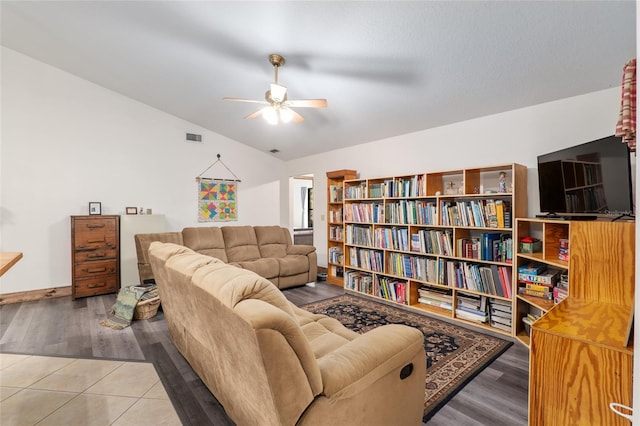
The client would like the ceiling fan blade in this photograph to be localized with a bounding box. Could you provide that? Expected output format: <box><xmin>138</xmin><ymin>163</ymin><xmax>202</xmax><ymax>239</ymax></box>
<box><xmin>244</xmin><ymin>107</ymin><xmax>267</xmax><ymax>120</ymax></box>
<box><xmin>224</xmin><ymin>97</ymin><xmax>268</xmax><ymax>104</ymax></box>
<box><xmin>286</xmin><ymin>99</ymin><xmax>328</xmax><ymax>108</ymax></box>
<box><xmin>290</xmin><ymin>109</ymin><xmax>305</xmax><ymax>123</ymax></box>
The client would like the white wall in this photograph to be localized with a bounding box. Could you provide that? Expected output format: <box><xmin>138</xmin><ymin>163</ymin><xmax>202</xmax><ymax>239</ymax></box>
<box><xmin>284</xmin><ymin>88</ymin><xmax>622</xmax><ymax>267</ymax></box>
<box><xmin>0</xmin><ymin>47</ymin><xmax>285</xmax><ymax>293</ymax></box>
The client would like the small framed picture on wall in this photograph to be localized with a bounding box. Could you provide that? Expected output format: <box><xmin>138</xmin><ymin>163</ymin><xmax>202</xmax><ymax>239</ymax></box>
<box><xmin>126</xmin><ymin>207</ymin><xmax>138</xmax><ymax>215</ymax></box>
<box><xmin>89</xmin><ymin>202</ymin><xmax>102</xmax><ymax>215</ymax></box>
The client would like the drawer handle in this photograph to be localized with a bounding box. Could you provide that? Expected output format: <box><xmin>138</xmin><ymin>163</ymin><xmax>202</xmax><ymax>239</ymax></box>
<box><xmin>88</xmin><ymin>282</ymin><xmax>106</xmax><ymax>288</ymax></box>
<box><xmin>87</xmin><ymin>238</ymin><xmax>105</xmax><ymax>243</ymax></box>
<box><xmin>87</xmin><ymin>224</ymin><xmax>106</xmax><ymax>229</ymax></box>
<box><xmin>86</xmin><ymin>267</ymin><xmax>107</xmax><ymax>273</ymax></box>
<box><xmin>87</xmin><ymin>253</ymin><xmax>105</xmax><ymax>258</ymax></box>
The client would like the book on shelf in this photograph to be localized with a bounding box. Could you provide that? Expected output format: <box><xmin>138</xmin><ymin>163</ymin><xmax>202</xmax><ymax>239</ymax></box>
<box><xmin>495</xmin><ymin>200</ymin><xmax>505</xmax><ymax>228</ymax></box>
<box><xmin>523</xmin><ymin>282</ymin><xmax>553</xmax><ymax>292</ymax></box>
<box><xmin>518</xmin><ymin>286</ymin><xmax>553</xmax><ymax>300</ymax></box>
<box><xmin>553</xmin><ymin>286</ymin><xmax>568</xmax><ymax>303</ymax></box>
<box><xmin>457</xmin><ymin>293</ymin><xmax>487</xmax><ymax>311</ymax></box>
<box><xmin>481</xmin><ymin>232</ymin><xmax>502</xmax><ymax>261</ymax></box>
<box><xmin>418</xmin><ymin>297</ymin><xmax>453</xmax><ymax>310</ymax></box>
<box><xmin>455</xmin><ymin>308</ymin><xmax>488</xmax><ymax>323</ymax></box>
<box><xmin>369</xmin><ymin>183</ymin><xmax>384</xmax><ymax>198</ymax></box>
<box><xmin>558</xmin><ymin>238</ymin><xmax>569</xmax><ymax>261</ymax></box>
<box><xmin>484</xmin><ymin>199</ymin><xmax>499</xmax><ymax>228</ymax></box>
<box><xmin>518</xmin><ymin>263</ymin><xmax>547</xmax><ymax>275</ymax></box>
<box><xmin>518</xmin><ymin>269</ymin><xmax>560</xmax><ymax>285</ymax></box>
<box><xmin>410</xmin><ymin>234</ymin><xmax>421</xmax><ymax>252</ymax></box>
<box><xmin>490</xmin><ymin>320</ymin><xmax>512</xmax><ymax>332</ymax></box>
<box><xmin>503</xmin><ymin>200</ymin><xmax>512</xmax><ymax>228</ymax></box>
<box><xmin>418</xmin><ymin>286</ymin><xmax>452</xmax><ymax>302</ymax></box>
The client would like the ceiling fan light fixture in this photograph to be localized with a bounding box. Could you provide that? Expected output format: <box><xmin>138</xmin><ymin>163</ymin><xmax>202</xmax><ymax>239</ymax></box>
<box><xmin>270</xmin><ymin>83</ymin><xmax>287</xmax><ymax>103</ymax></box>
<box><xmin>225</xmin><ymin>53</ymin><xmax>326</xmax><ymax>124</ymax></box>
<box><xmin>263</xmin><ymin>106</ymin><xmax>279</xmax><ymax>125</ymax></box>
<box><xmin>279</xmin><ymin>107</ymin><xmax>293</xmax><ymax>123</ymax></box>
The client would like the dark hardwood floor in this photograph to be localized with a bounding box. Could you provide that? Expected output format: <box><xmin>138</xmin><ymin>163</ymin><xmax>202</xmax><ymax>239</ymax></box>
<box><xmin>0</xmin><ymin>282</ymin><xmax>529</xmax><ymax>425</ymax></box>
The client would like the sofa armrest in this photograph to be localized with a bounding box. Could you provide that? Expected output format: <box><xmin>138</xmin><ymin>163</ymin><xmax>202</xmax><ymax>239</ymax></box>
<box><xmin>287</xmin><ymin>245</ymin><xmax>316</xmax><ymax>256</ymax></box>
<box><xmin>317</xmin><ymin>324</ymin><xmax>425</xmax><ymax>398</ymax></box>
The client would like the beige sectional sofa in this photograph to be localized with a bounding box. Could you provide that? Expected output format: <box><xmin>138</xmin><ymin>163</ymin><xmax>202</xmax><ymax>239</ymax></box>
<box><xmin>135</xmin><ymin>225</ymin><xmax>317</xmax><ymax>289</ymax></box>
<box><xmin>148</xmin><ymin>242</ymin><xmax>426</xmax><ymax>426</ymax></box>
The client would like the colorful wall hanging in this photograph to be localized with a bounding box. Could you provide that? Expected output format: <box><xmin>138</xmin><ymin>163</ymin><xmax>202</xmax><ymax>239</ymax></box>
<box><xmin>196</xmin><ymin>154</ymin><xmax>241</xmax><ymax>222</ymax></box>
<box><xmin>198</xmin><ymin>179</ymin><xmax>238</xmax><ymax>222</ymax></box>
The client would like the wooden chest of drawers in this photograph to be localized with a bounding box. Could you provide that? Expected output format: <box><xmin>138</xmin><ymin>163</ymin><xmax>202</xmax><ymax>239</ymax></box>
<box><xmin>71</xmin><ymin>215</ymin><xmax>120</xmax><ymax>299</ymax></box>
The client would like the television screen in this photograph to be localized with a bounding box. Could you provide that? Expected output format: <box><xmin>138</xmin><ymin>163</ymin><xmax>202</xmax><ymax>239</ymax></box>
<box><xmin>537</xmin><ymin>135</ymin><xmax>633</xmax><ymax>217</ymax></box>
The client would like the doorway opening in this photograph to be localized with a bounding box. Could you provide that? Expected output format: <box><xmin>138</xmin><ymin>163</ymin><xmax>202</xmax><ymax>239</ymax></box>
<box><xmin>291</xmin><ymin>174</ymin><xmax>314</xmax><ymax>245</ymax></box>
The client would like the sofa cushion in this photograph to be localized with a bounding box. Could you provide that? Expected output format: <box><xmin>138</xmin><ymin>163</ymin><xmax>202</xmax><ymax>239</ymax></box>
<box><xmin>182</xmin><ymin>227</ymin><xmax>228</xmax><ymax>263</ymax></box>
<box><xmin>234</xmin><ymin>258</ymin><xmax>279</xmax><ymax>280</ymax></box>
<box><xmin>255</xmin><ymin>225</ymin><xmax>290</xmax><ymax>258</ymax></box>
<box><xmin>277</xmin><ymin>255</ymin><xmax>309</xmax><ymax>276</ymax></box>
<box><xmin>192</xmin><ymin>260</ymin><xmax>295</xmax><ymax>317</ymax></box>
<box><xmin>222</xmin><ymin>226</ymin><xmax>261</xmax><ymax>262</ymax></box>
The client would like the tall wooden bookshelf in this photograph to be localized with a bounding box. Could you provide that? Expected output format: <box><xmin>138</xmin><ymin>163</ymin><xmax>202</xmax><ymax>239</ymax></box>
<box><xmin>522</xmin><ymin>220</ymin><xmax>635</xmax><ymax>425</ymax></box>
<box><xmin>326</xmin><ymin>170</ymin><xmax>358</xmax><ymax>286</ymax></box>
<box><xmin>340</xmin><ymin>163</ymin><xmax>527</xmax><ymax>336</ymax></box>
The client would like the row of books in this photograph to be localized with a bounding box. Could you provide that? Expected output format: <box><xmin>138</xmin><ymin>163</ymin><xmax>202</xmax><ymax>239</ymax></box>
<box><xmin>489</xmin><ymin>298</ymin><xmax>512</xmax><ymax>332</ymax></box>
<box><xmin>365</xmin><ymin>175</ymin><xmax>428</xmax><ymax>199</ymax></box>
<box><xmin>455</xmin><ymin>293</ymin><xmax>488</xmax><ymax>323</ymax></box>
<box><xmin>411</xmin><ymin>229</ymin><xmax>454</xmax><ymax>256</ymax></box>
<box><xmin>328</xmin><ymin>247</ymin><xmax>343</xmax><ymax>264</ymax></box>
<box><xmin>443</xmin><ymin>260</ymin><xmax>512</xmax><ymax>297</ymax></box>
<box><xmin>384</xmin><ymin>200</ymin><xmax>437</xmax><ymax>225</ymax></box>
<box><xmin>379</xmin><ymin>254</ymin><xmax>511</xmax><ymax>298</ymax></box>
<box><xmin>390</xmin><ymin>176</ymin><xmax>427</xmax><ymax>198</ymax></box>
<box><xmin>517</xmin><ymin>263</ymin><xmax>564</xmax><ymax>301</ymax></box>
<box><xmin>344</xmin><ymin>270</ymin><xmax>407</xmax><ymax>304</ymax></box>
<box><xmin>344</xmin><ymin>202</ymin><xmax>385</xmax><ymax>223</ymax></box>
<box><xmin>346</xmin><ymin>224</ymin><xmax>374</xmax><ymax>246</ymax></box>
<box><xmin>377</xmin><ymin>276</ymin><xmax>407</xmax><ymax>304</ymax></box>
<box><xmin>387</xmin><ymin>252</ymin><xmax>424</xmax><ymax>279</ymax></box>
<box><xmin>329</xmin><ymin>185</ymin><xmax>344</xmax><ymax>203</ymax></box>
<box><xmin>344</xmin><ymin>270</ymin><xmax>374</xmax><ymax>294</ymax></box>
<box><xmin>410</xmin><ymin>284</ymin><xmax>515</xmax><ymax>332</ymax></box>
<box><xmin>417</xmin><ymin>286</ymin><xmax>452</xmax><ymax>310</ymax></box>
<box><xmin>348</xmin><ymin>247</ymin><xmax>384</xmax><ymax>272</ymax></box>
<box><xmin>374</xmin><ymin>227</ymin><xmax>409</xmax><ymax>251</ymax></box>
<box><xmin>329</xmin><ymin>225</ymin><xmax>344</xmax><ymax>242</ymax></box>
<box><xmin>456</xmin><ymin>233</ymin><xmax>513</xmax><ymax>263</ymax></box>
<box><xmin>441</xmin><ymin>199</ymin><xmax>511</xmax><ymax>228</ymax></box>
<box><xmin>328</xmin><ymin>208</ymin><xmax>343</xmax><ymax>223</ymax></box>
<box><xmin>345</xmin><ymin>182</ymin><xmax>367</xmax><ymax>200</ymax></box>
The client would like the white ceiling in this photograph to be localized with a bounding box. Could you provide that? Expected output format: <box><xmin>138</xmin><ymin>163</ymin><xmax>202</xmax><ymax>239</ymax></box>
<box><xmin>1</xmin><ymin>1</ymin><xmax>636</xmax><ymax>161</ymax></box>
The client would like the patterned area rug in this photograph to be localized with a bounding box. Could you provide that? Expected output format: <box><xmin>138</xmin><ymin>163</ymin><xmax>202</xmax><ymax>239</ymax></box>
<box><xmin>301</xmin><ymin>294</ymin><xmax>512</xmax><ymax>422</ymax></box>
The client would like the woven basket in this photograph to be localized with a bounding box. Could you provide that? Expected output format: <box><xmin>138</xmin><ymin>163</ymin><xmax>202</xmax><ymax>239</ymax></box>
<box><xmin>134</xmin><ymin>296</ymin><xmax>161</xmax><ymax>320</ymax></box>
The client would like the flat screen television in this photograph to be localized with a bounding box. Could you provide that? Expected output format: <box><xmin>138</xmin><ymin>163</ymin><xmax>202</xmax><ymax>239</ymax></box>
<box><xmin>537</xmin><ymin>135</ymin><xmax>634</xmax><ymax>218</ymax></box>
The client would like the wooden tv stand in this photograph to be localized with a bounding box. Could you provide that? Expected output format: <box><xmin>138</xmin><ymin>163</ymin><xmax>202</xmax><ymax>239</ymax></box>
<box><xmin>528</xmin><ymin>220</ymin><xmax>634</xmax><ymax>425</ymax></box>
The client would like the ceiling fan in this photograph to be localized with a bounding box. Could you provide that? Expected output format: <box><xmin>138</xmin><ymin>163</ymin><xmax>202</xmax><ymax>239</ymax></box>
<box><xmin>223</xmin><ymin>54</ymin><xmax>327</xmax><ymax>125</ymax></box>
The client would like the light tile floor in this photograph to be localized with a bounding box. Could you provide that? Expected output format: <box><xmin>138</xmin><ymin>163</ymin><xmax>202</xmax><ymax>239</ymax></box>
<box><xmin>0</xmin><ymin>353</ymin><xmax>182</xmax><ymax>426</ymax></box>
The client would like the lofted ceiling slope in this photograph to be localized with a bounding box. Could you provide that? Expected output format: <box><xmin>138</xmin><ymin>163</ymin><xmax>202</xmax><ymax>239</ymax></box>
<box><xmin>1</xmin><ymin>1</ymin><xmax>636</xmax><ymax>160</ymax></box>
